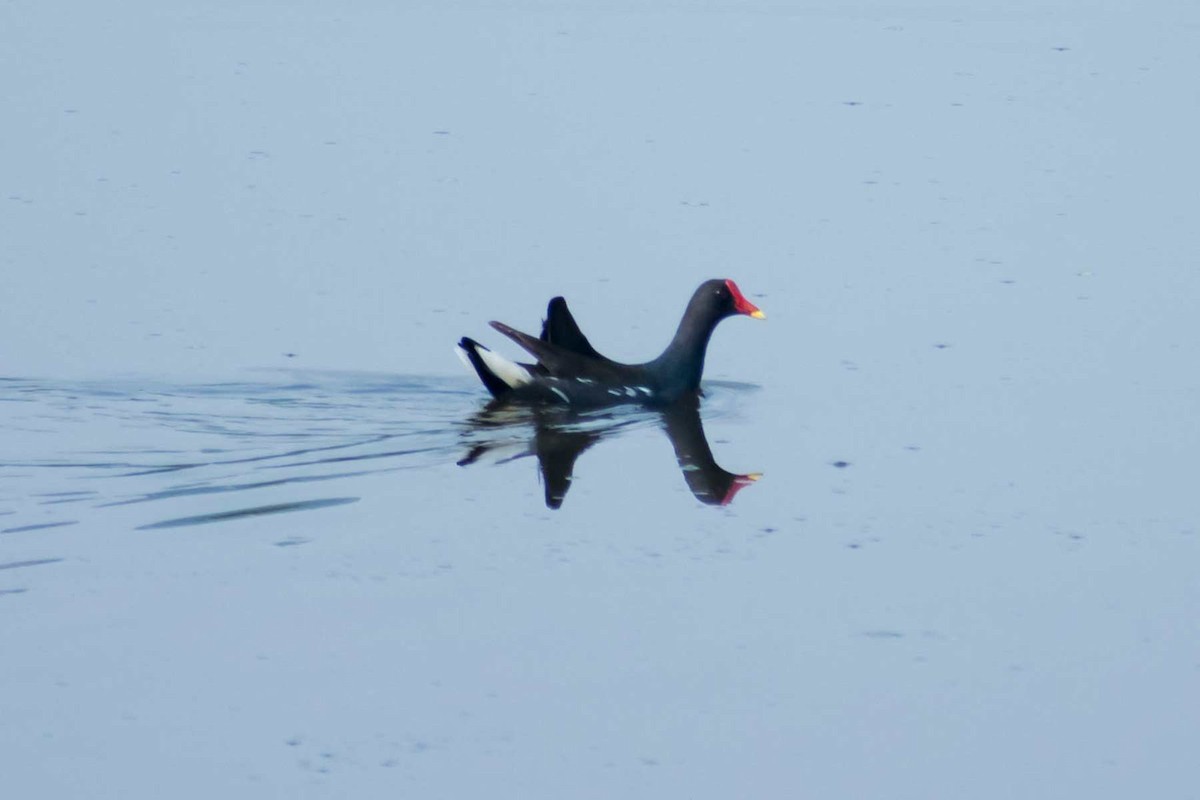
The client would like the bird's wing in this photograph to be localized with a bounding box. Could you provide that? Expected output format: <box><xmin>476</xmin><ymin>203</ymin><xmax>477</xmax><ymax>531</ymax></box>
<box><xmin>490</xmin><ymin>320</ymin><xmax>629</xmax><ymax>382</ymax></box>
<box><xmin>539</xmin><ymin>297</ymin><xmax>605</xmax><ymax>360</ymax></box>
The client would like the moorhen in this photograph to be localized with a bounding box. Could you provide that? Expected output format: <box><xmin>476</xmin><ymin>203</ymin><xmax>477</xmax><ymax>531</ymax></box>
<box><xmin>456</xmin><ymin>279</ymin><xmax>765</xmax><ymax>405</ymax></box>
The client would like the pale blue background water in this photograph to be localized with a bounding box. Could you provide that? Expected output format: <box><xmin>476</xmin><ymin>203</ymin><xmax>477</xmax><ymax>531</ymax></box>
<box><xmin>3</xmin><ymin>1</ymin><xmax>1198</xmax><ymax>797</ymax></box>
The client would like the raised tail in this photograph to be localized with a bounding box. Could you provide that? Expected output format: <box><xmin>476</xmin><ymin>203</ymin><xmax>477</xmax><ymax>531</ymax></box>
<box><xmin>455</xmin><ymin>337</ymin><xmax>534</xmax><ymax>398</ymax></box>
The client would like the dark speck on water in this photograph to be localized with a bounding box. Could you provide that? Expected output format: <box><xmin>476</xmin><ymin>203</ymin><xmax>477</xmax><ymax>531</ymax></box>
<box><xmin>274</xmin><ymin>537</ymin><xmax>311</xmax><ymax>547</ymax></box>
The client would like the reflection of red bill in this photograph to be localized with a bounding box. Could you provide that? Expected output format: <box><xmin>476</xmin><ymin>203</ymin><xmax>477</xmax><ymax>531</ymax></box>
<box><xmin>722</xmin><ymin>472</ymin><xmax>763</xmax><ymax>505</ymax></box>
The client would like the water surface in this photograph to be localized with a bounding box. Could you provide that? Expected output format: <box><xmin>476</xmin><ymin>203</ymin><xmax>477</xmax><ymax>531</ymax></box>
<box><xmin>3</xmin><ymin>0</ymin><xmax>1199</xmax><ymax>797</ymax></box>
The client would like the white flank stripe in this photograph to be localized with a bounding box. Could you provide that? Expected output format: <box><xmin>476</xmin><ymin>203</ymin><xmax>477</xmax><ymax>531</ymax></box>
<box><xmin>477</xmin><ymin>346</ymin><xmax>533</xmax><ymax>388</ymax></box>
<box><xmin>549</xmin><ymin>387</ymin><xmax>570</xmax><ymax>403</ymax></box>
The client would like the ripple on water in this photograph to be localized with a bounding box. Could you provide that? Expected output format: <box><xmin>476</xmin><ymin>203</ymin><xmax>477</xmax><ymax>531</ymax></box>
<box><xmin>0</xmin><ymin>371</ymin><xmax>760</xmax><ymax>537</ymax></box>
<box><xmin>136</xmin><ymin>497</ymin><xmax>361</xmax><ymax>530</ymax></box>
<box><xmin>0</xmin><ymin>372</ymin><xmax>478</xmax><ymax>536</ymax></box>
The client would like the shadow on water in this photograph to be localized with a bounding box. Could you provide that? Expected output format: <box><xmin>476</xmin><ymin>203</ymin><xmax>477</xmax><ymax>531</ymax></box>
<box><xmin>457</xmin><ymin>392</ymin><xmax>761</xmax><ymax>509</ymax></box>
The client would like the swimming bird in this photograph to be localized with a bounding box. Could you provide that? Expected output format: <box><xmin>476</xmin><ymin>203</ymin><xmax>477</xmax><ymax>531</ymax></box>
<box><xmin>456</xmin><ymin>279</ymin><xmax>765</xmax><ymax>406</ymax></box>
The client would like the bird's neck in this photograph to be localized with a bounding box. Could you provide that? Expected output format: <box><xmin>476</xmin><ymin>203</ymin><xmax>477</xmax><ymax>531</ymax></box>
<box><xmin>654</xmin><ymin>312</ymin><xmax>718</xmax><ymax>394</ymax></box>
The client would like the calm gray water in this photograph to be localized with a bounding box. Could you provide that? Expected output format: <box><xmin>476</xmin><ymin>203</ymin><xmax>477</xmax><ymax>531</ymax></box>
<box><xmin>3</xmin><ymin>0</ymin><xmax>1199</xmax><ymax>797</ymax></box>
<box><xmin>3</xmin><ymin>366</ymin><xmax>1196</xmax><ymax>798</ymax></box>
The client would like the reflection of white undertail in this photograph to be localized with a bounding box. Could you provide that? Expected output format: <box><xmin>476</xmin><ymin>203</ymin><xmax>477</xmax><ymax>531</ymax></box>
<box><xmin>455</xmin><ymin>342</ymin><xmax>533</xmax><ymax>389</ymax></box>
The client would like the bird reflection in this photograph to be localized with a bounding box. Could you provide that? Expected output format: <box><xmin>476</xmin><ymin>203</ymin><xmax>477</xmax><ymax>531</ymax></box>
<box><xmin>457</xmin><ymin>396</ymin><xmax>760</xmax><ymax>509</ymax></box>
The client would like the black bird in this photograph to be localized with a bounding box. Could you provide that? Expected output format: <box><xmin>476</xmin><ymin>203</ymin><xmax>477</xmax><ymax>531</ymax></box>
<box><xmin>456</xmin><ymin>279</ymin><xmax>765</xmax><ymax>406</ymax></box>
